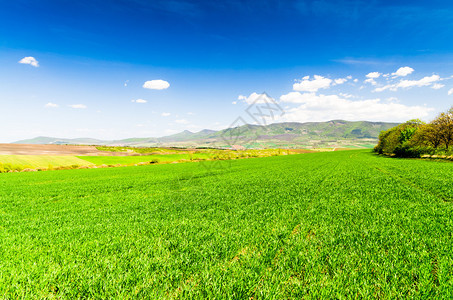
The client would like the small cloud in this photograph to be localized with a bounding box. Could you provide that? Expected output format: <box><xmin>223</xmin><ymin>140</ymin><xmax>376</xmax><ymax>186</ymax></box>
<box><xmin>353</xmin><ymin>79</ymin><xmax>359</xmax><ymax>83</ymax></box>
<box><xmin>431</xmin><ymin>83</ymin><xmax>445</xmax><ymax>90</ymax></box>
<box><xmin>293</xmin><ymin>75</ymin><xmax>332</xmax><ymax>92</ymax></box>
<box><xmin>449</xmin><ymin>88</ymin><xmax>453</xmax><ymax>96</ymax></box>
<box><xmin>334</xmin><ymin>78</ymin><xmax>347</xmax><ymax>85</ymax></box>
<box><xmin>18</xmin><ymin>56</ymin><xmax>39</xmax><ymax>67</ymax></box>
<box><xmin>175</xmin><ymin>119</ymin><xmax>189</xmax><ymax>124</ymax></box>
<box><xmin>124</xmin><ymin>80</ymin><xmax>129</xmax><ymax>87</ymax></box>
<box><xmin>44</xmin><ymin>102</ymin><xmax>58</xmax><ymax>108</ymax></box>
<box><xmin>339</xmin><ymin>93</ymin><xmax>354</xmax><ymax>99</ymax></box>
<box><xmin>69</xmin><ymin>104</ymin><xmax>87</xmax><ymax>109</ymax></box>
<box><xmin>161</xmin><ymin>112</ymin><xmax>171</xmax><ymax>117</ymax></box>
<box><xmin>364</xmin><ymin>78</ymin><xmax>377</xmax><ymax>86</ymax></box>
<box><xmin>366</xmin><ymin>72</ymin><xmax>381</xmax><ymax>79</ymax></box>
<box><xmin>387</xmin><ymin>97</ymin><xmax>398</xmax><ymax>102</ymax></box>
<box><xmin>238</xmin><ymin>92</ymin><xmax>275</xmax><ymax>104</ymax></box>
<box><xmin>131</xmin><ymin>99</ymin><xmax>147</xmax><ymax>103</ymax></box>
<box><xmin>232</xmin><ymin>101</ymin><xmax>237</xmax><ymax>105</ymax></box>
<box><xmin>392</xmin><ymin>66</ymin><xmax>414</xmax><ymax>77</ymax></box>
<box><xmin>143</xmin><ymin>79</ymin><xmax>170</xmax><ymax>90</ymax></box>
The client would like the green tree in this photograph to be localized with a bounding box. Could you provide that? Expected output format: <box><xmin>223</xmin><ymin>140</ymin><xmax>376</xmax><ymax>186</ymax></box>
<box><xmin>433</xmin><ymin>106</ymin><xmax>453</xmax><ymax>149</ymax></box>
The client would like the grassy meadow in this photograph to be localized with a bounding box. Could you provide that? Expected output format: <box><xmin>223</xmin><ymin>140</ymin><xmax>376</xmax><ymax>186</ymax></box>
<box><xmin>1</xmin><ymin>150</ymin><xmax>453</xmax><ymax>298</ymax></box>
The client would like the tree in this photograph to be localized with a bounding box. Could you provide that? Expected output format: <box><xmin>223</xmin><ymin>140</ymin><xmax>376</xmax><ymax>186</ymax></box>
<box><xmin>411</xmin><ymin>123</ymin><xmax>442</xmax><ymax>148</ymax></box>
<box><xmin>433</xmin><ymin>106</ymin><xmax>453</xmax><ymax>149</ymax></box>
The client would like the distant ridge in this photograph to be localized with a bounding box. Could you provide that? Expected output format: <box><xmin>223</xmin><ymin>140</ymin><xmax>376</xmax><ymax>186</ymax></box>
<box><xmin>13</xmin><ymin>120</ymin><xmax>399</xmax><ymax>149</ymax></box>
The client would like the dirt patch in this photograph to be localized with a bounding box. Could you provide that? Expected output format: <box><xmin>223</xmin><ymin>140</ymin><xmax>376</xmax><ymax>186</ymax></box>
<box><xmin>0</xmin><ymin>144</ymin><xmax>140</xmax><ymax>156</ymax></box>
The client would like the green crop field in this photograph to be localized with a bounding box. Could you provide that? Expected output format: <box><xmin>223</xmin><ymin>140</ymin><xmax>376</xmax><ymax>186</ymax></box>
<box><xmin>1</xmin><ymin>150</ymin><xmax>452</xmax><ymax>298</ymax></box>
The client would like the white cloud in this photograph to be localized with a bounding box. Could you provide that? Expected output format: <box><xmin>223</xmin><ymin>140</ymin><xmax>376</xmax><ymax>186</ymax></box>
<box><xmin>364</xmin><ymin>78</ymin><xmax>377</xmax><ymax>86</ymax></box>
<box><xmin>334</xmin><ymin>78</ymin><xmax>347</xmax><ymax>85</ymax></box>
<box><xmin>353</xmin><ymin>78</ymin><xmax>359</xmax><ymax>83</ymax></box>
<box><xmin>449</xmin><ymin>88</ymin><xmax>453</xmax><ymax>96</ymax></box>
<box><xmin>18</xmin><ymin>56</ymin><xmax>39</xmax><ymax>67</ymax></box>
<box><xmin>69</xmin><ymin>104</ymin><xmax>87</xmax><ymax>109</ymax></box>
<box><xmin>392</xmin><ymin>66</ymin><xmax>414</xmax><ymax>77</ymax></box>
<box><xmin>397</xmin><ymin>74</ymin><xmax>440</xmax><ymax>88</ymax></box>
<box><xmin>175</xmin><ymin>119</ymin><xmax>189</xmax><ymax>124</ymax></box>
<box><xmin>161</xmin><ymin>112</ymin><xmax>171</xmax><ymax>117</ymax></box>
<box><xmin>124</xmin><ymin>80</ymin><xmax>129</xmax><ymax>87</ymax></box>
<box><xmin>293</xmin><ymin>75</ymin><xmax>332</xmax><ymax>92</ymax></box>
<box><xmin>143</xmin><ymin>79</ymin><xmax>170</xmax><ymax>90</ymax></box>
<box><xmin>279</xmin><ymin>92</ymin><xmax>433</xmax><ymax>122</ymax></box>
<box><xmin>387</xmin><ymin>97</ymin><xmax>398</xmax><ymax>102</ymax></box>
<box><xmin>238</xmin><ymin>92</ymin><xmax>275</xmax><ymax>104</ymax></box>
<box><xmin>366</xmin><ymin>72</ymin><xmax>381</xmax><ymax>79</ymax></box>
<box><xmin>431</xmin><ymin>83</ymin><xmax>445</xmax><ymax>90</ymax></box>
<box><xmin>132</xmin><ymin>99</ymin><xmax>147</xmax><ymax>103</ymax></box>
<box><xmin>374</xmin><ymin>75</ymin><xmax>441</xmax><ymax>92</ymax></box>
<box><xmin>44</xmin><ymin>102</ymin><xmax>58</xmax><ymax>108</ymax></box>
<box><xmin>232</xmin><ymin>101</ymin><xmax>237</xmax><ymax>105</ymax></box>
<box><xmin>339</xmin><ymin>93</ymin><xmax>354</xmax><ymax>99</ymax></box>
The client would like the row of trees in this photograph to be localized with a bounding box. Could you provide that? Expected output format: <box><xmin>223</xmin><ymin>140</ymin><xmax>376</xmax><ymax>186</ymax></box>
<box><xmin>374</xmin><ymin>106</ymin><xmax>453</xmax><ymax>157</ymax></box>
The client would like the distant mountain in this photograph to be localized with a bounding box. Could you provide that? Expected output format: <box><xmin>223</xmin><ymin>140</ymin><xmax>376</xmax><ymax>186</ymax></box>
<box><xmin>13</xmin><ymin>120</ymin><xmax>399</xmax><ymax>149</ymax></box>
<box><xmin>14</xmin><ymin>136</ymin><xmax>107</xmax><ymax>145</ymax></box>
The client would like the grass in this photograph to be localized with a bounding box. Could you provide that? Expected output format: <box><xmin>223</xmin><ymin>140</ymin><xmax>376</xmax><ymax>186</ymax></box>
<box><xmin>0</xmin><ymin>155</ymin><xmax>92</xmax><ymax>171</ymax></box>
<box><xmin>1</xmin><ymin>150</ymin><xmax>453</xmax><ymax>298</ymax></box>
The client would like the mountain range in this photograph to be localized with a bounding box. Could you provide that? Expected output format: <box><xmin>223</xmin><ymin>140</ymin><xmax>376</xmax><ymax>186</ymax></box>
<box><xmin>14</xmin><ymin>120</ymin><xmax>398</xmax><ymax>149</ymax></box>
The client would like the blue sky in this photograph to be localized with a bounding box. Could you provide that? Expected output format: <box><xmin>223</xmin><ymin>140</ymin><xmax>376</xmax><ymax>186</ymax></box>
<box><xmin>1</xmin><ymin>0</ymin><xmax>453</xmax><ymax>142</ymax></box>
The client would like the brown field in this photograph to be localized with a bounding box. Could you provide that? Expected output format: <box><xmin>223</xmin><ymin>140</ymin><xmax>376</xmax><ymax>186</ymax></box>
<box><xmin>0</xmin><ymin>144</ymin><xmax>138</xmax><ymax>156</ymax></box>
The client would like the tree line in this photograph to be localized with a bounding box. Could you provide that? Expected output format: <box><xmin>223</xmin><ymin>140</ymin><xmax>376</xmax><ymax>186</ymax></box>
<box><xmin>374</xmin><ymin>106</ymin><xmax>453</xmax><ymax>157</ymax></box>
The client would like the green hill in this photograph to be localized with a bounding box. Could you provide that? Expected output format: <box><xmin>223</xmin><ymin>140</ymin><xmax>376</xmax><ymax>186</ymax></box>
<box><xmin>13</xmin><ymin>120</ymin><xmax>399</xmax><ymax>149</ymax></box>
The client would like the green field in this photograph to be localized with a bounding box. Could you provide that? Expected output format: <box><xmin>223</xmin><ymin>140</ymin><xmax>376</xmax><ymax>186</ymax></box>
<box><xmin>0</xmin><ymin>155</ymin><xmax>93</xmax><ymax>171</ymax></box>
<box><xmin>1</xmin><ymin>150</ymin><xmax>453</xmax><ymax>298</ymax></box>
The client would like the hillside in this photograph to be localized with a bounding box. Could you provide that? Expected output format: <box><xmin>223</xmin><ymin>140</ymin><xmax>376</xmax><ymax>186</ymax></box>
<box><xmin>14</xmin><ymin>120</ymin><xmax>399</xmax><ymax>149</ymax></box>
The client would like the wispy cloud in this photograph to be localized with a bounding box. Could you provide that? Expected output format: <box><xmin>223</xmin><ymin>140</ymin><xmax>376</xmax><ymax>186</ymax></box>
<box><xmin>431</xmin><ymin>83</ymin><xmax>445</xmax><ymax>90</ymax></box>
<box><xmin>131</xmin><ymin>99</ymin><xmax>147</xmax><ymax>103</ymax></box>
<box><xmin>69</xmin><ymin>104</ymin><xmax>87</xmax><ymax>109</ymax></box>
<box><xmin>44</xmin><ymin>102</ymin><xmax>58</xmax><ymax>108</ymax></box>
<box><xmin>374</xmin><ymin>75</ymin><xmax>440</xmax><ymax>92</ymax></box>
